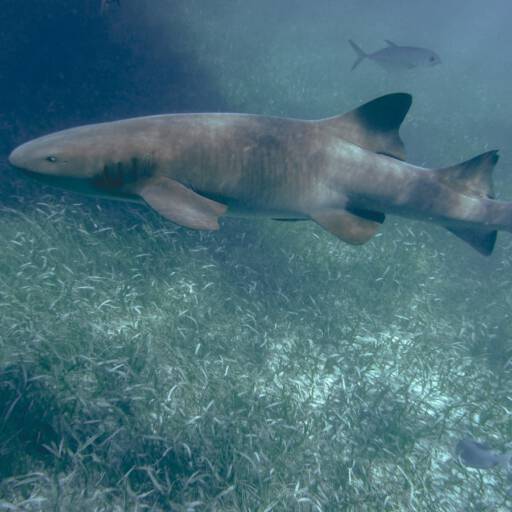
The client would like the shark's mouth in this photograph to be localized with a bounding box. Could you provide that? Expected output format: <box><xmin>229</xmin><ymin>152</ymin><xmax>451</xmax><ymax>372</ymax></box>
<box><xmin>15</xmin><ymin>168</ymin><xmax>141</xmax><ymax>203</ymax></box>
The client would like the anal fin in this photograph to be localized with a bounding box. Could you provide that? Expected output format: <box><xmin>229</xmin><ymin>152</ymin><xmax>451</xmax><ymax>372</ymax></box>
<box><xmin>311</xmin><ymin>208</ymin><xmax>384</xmax><ymax>245</ymax></box>
<box><xmin>137</xmin><ymin>176</ymin><xmax>227</xmax><ymax>230</ymax></box>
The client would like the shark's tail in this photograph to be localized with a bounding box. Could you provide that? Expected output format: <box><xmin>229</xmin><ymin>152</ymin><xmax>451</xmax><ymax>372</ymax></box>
<box><xmin>436</xmin><ymin>150</ymin><xmax>501</xmax><ymax>255</ymax></box>
<box><xmin>348</xmin><ymin>40</ymin><xmax>367</xmax><ymax>71</ymax></box>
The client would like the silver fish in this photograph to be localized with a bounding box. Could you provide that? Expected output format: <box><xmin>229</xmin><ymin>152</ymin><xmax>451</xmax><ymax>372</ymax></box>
<box><xmin>456</xmin><ymin>438</ymin><xmax>511</xmax><ymax>469</ymax></box>
<box><xmin>349</xmin><ymin>40</ymin><xmax>441</xmax><ymax>71</ymax></box>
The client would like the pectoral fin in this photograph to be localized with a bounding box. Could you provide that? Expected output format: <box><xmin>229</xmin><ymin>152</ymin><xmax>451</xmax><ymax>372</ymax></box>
<box><xmin>311</xmin><ymin>208</ymin><xmax>384</xmax><ymax>245</ymax></box>
<box><xmin>137</xmin><ymin>176</ymin><xmax>227</xmax><ymax>230</ymax></box>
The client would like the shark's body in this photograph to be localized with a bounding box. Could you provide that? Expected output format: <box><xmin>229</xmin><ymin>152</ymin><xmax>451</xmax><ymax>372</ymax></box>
<box><xmin>8</xmin><ymin>93</ymin><xmax>512</xmax><ymax>255</ymax></box>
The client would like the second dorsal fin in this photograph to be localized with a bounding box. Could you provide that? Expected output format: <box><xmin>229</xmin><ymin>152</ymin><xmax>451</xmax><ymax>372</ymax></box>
<box><xmin>436</xmin><ymin>150</ymin><xmax>499</xmax><ymax>199</ymax></box>
<box><xmin>318</xmin><ymin>93</ymin><xmax>412</xmax><ymax>160</ymax></box>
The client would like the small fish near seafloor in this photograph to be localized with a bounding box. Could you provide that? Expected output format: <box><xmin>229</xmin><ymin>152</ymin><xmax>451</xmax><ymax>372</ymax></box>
<box><xmin>349</xmin><ymin>40</ymin><xmax>441</xmax><ymax>71</ymax></box>
<box><xmin>456</xmin><ymin>438</ymin><xmax>512</xmax><ymax>469</ymax></box>
<box><xmin>8</xmin><ymin>93</ymin><xmax>512</xmax><ymax>256</ymax></box>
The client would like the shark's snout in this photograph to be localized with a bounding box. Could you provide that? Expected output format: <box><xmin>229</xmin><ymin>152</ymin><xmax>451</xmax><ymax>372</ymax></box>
<box><xmin>8</xmin><ymin>140</ymin><xmax>48</xmax><ymax>173</ymax></box>
<box><xmin>8</xmin><ymin>137</ymin><xmax>73</xmax><ymax>176</ymax></box>
<box><xmin>8</xmin><ymin>130</ymin><xmax>104</xmax><ymax>178</ymax></box>
<box><xmin>8</xmin><ymin>145</ymin><xmax>26</xmax><ymax>169</ymax></box>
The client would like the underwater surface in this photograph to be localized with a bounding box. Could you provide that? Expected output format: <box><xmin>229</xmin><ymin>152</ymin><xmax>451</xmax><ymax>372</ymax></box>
<box><xmin>1</xmin><ymin>0</ymin><xmax>512</xmax><ymax>510</ymax></box>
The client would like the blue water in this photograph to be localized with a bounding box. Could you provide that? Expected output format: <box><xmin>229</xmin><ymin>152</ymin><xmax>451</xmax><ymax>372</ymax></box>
<box><xmin>1</xmin><ymin>1</ymin><xmax>511</xmax><ymax>510</ymax></box>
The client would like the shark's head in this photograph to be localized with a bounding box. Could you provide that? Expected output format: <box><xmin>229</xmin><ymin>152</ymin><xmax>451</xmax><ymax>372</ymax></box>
<box><xmin>9</xmin><ymin>122</ymin><xmax>154</xmax><ymax>200</ymax></box>
<box><xmin>9</xmin><ymin>125</ymin><xmax>110</xmax><ymax>178</ymax></box>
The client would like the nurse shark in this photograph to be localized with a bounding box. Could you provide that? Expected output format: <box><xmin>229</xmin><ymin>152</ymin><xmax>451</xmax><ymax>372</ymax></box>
<box><xmin>8</xmin><ymin>93</ymin><xmax>512</xmax><ymax>255</ymax></box>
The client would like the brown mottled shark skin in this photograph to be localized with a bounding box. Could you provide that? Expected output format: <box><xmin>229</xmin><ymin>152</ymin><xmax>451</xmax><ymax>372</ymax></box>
<box><xmin>8</xmin><ymin>93</ymin><xmax>512</xmax><ymax>255</ymax></box>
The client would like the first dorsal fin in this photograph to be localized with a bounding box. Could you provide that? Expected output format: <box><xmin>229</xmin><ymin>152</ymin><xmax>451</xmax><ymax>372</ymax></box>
<box><xmin>437</xmin><ymin>150</ymin><xmax>499</xmax><ymax>199</ymax></box>
<box><xmin>385</xmin><ymin>40</ymin><xmax>398</xmax><ymax>47</ymax></box>
<box><xmin>318</xmin><ymin>93</ymin><xmax>412</xmax><ymax>160</ymax></box>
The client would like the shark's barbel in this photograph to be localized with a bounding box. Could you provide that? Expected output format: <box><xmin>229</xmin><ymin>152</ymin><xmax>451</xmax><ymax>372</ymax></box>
<box><xmin>8</xmin><ymin>93</ymin><xmax>512</xmax><ymax>255</ymax></box>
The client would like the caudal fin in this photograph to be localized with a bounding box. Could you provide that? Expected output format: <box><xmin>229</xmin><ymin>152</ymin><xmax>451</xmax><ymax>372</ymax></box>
<box><xmin>437</xmin><ymin>151</ymin><xmax>500</xmax><ymax>255</ymax></box>
<box><xmin>348</xmin><ymin>40</ymin><xmax>367</xmax><ymax>70</ymax></box>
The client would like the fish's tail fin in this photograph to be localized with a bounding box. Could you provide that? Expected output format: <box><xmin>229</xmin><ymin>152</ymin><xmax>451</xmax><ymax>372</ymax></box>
<box><xmin>348</xmin><ymin>40</ymin><xmax>367</xmax><ymax>71</ymax></box>
<box><xmin>436</xmin><ymin>150</ymin><xmax>500</xmax><ymax>256</ymax></box>
<box><xmin>503</xmin><ymin>451</ymin><xmax>512</xmax><ymax>468</ymax></box>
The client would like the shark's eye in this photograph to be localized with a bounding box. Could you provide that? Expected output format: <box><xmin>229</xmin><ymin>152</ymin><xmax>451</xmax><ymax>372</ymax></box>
<box><xmin>46</xmin><ymin>155</ymin><xmax>58</xmax><ymax>163</ymax></box>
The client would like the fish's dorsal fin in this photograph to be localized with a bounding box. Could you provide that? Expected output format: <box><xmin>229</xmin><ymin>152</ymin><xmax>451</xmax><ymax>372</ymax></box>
<box><xmin>385</xmin><ymin>39</ymin><xmax>398</xmax><ymax>47</ymax></box>
<box><xmin>319</xmin><ymin>93</ymin><xmax>412</xmax><ymax>160</ymax></box>
<box><xmin>437</xmin><ymin>150</ymin><xmax>499</xmax><ymax>199</ymax></box>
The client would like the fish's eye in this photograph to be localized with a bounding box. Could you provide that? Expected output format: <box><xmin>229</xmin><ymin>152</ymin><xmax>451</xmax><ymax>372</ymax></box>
<box><xmin>46</xmin><ymin>155</ymin><xmax>58</xmax><ymax>163</ymax></box>
<box><xmin>429</xmin><ymin>56</ymin><xmax>435</xmax><ymax>62</ymax></box>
